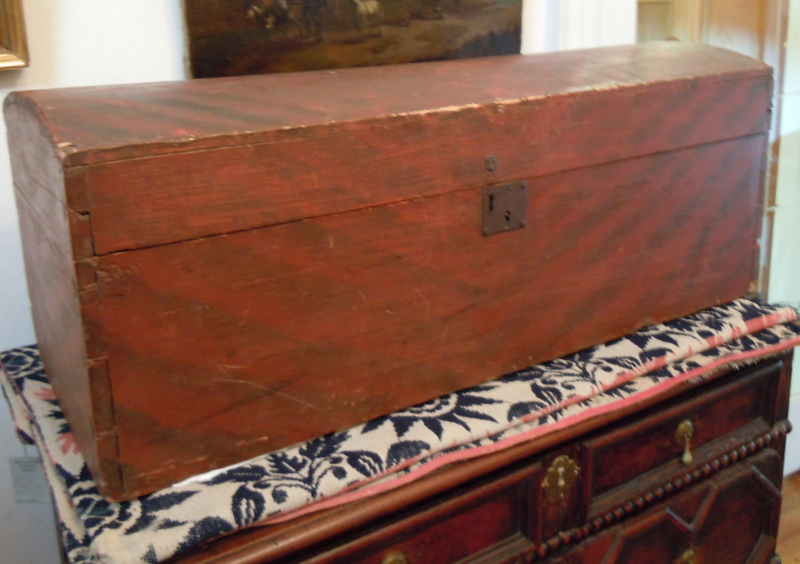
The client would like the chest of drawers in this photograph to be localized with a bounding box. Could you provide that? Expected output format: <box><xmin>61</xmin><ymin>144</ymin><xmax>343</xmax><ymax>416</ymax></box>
<box><xmin>170</xmin><ymin>352</ymin><xmax>793</xmax><ymax>564</ymax></box>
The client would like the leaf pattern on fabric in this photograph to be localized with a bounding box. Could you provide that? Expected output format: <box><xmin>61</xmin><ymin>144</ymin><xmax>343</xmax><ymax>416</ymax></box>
<box><xmin>271</xmin><ymin>487</ymin><xmax>289</xmax><ymax>504</ymax></box>
<box><xmin>299</xmin><ymin>432</ymin><xmax>350</xmax><ymax>460</ymax></box>
<box><xmin>232</xmin><ymin>486</ymin><xmax>266</xmax><ymax>527</ymax></box>
<box><xmin>342</xmin><ymin>450</ymin><xmax>384</xmax><ymax>477</ymax></box>
<box><xmin>268</xmin><ymin>452</ymin><xmax>308</xmax><ymax>475</ymax></box>
<box><xmin>176</xmin><ymin>517</ymin><xmax>235</xmax><ymax>553</ymax></box>
<box><xmin>157</xmin><ymin>519</ymin><xmax>187</xmax><ymax>531</ymax></box>
<box><xmin>0</xmin><ymin>299</ymin><xmax>797</xmax><ymax>564</ymax></box>
<box><xmin>143</xmin><ymin>491</ymin><xmax>198</xmax><ymax>512</ymax></box>
<box><xmin>376</xmin><ymin>393</ymin><xmax>502</xmax><ymax>440</ymax></box>
<box><xmin>208</xmin><ymin>465</ymin><xmax>268</xmax><ymax>486</ymax></box>
<box><xmin>507</xmin><ymin>401</ymin><xmax>548</xmax><ymax>420</ymax></box>
<box><xmin>123</xmin><ymin>491</ymin><xmax>199</xmax><ymax>536</ymax></box>
<box><xmin>143</xmin><ymin>545</ymin><xmax>159</xmax><ymax>564</ymax></box>
<box><xmin>386</xmin><ymin>440</ymin><xmax>431</xmax><ymax>466</ymax></box>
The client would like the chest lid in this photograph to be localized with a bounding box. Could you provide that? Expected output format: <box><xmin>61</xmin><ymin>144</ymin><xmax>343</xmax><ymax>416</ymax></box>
<box><xmin>5</xmin><ymin>41</ymin><xmax>771</xmax><ymax>255</ymax></box>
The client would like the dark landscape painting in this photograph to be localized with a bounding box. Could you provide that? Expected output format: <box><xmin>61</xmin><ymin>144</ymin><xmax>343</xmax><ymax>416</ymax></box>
<box><xmin>184</xmin><ymin>0</ymin><xmax>522</xmax><ymax>77</ymax></box>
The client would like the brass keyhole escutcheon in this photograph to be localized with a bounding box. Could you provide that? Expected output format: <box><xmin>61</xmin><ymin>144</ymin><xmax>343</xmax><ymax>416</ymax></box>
<box><xmin>675</xmin><ymin>420</ymin><xmax>694</xmax><ymax>465</ymax></box>
<box><xmin>382</xmin><ymin>552</ymin><xmax>408</xmax><ymax>564</ymax></box>
<box><xmin>542</xmin><ymin>454</ymin><xmax>580</xmax><ymax>503</ymax></box>
<box><xmin>677</xmin><ymin>548</ymin><xmax>698</xmax><ymax>564</ymax></box>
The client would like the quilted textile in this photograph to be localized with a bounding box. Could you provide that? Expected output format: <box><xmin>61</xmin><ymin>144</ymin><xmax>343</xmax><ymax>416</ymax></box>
<box><xmin>1</xmin><ymin>298</ymin><xmax>799</xmax><ymax>563</ymax></box>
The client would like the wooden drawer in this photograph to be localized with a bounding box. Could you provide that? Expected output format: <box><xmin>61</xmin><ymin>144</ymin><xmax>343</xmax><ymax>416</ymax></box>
<box><xmin>550</xmin><ymin>448</ymin><xmax>784</xmax><ymax>564</ymax></box>
<box><xmin>168</xmin><ymin>354</ymin><xmax>793</xmax><ymax>564</ymax></box>
<box><xmin>582</xmin><ymin>359</ymin><xmax>781</xmax><ymax>518</ymax></box>
<box><xmin>306</xmin><ymin>464</ymin><xmax>541</xmax><ymax>564</ymax></box>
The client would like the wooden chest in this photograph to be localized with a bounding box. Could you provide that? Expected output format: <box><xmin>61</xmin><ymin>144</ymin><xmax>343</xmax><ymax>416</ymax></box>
<box><xmin>5</xmin><ymin>42</ymin><xmax>772</xmax><ymax>501</ymax></box>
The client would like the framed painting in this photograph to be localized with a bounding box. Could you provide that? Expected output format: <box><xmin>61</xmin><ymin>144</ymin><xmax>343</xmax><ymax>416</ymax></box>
<box><xmin>184</xmin><ymin>0</ymin><xmax>522</xmax><ymax>77</ymax></box>
<box><xmin>0</xmin><ymin>0</ymin><xmax>28</xmax><ymax>70</ymax></box>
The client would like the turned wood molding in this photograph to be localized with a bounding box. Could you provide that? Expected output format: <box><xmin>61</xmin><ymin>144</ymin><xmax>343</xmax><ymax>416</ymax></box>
<box><xmin>513</xmin><ymin>421</ymin><xmax>792</xmax><ymax>562</ymax></box>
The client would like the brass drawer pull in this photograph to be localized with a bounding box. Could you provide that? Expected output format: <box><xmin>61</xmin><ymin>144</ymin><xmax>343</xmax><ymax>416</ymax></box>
<box><xmin>675</xmin><ymin>420</ymin><xmax>694</xmax><ymax>465</ymax></box>
<box><xmin>678</xmin><ymin>548</ymin><xmax>698</xmax><ymax>564</ymax></box>
<box><xmin>382</xmin><ymin>552</ymin><xmax>408</xmax><ymax>564</ymax></box>
<box><xmin>542</xmin><ymin>454</ymin><xmax>580</xmax><ymax>502</ymax></box>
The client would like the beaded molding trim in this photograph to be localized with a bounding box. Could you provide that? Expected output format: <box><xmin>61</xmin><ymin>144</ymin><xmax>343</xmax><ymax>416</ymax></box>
<box><xmin>517</xmin><ymin>421</ymin><xmax>792</xmax><ymax>562</ymax></box>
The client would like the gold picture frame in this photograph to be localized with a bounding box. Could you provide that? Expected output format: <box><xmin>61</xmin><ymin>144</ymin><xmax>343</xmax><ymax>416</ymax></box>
<box><xmin>0</xmin><ymin>0</ymin><xmax>28</xmax><ymax>70</ymax></box>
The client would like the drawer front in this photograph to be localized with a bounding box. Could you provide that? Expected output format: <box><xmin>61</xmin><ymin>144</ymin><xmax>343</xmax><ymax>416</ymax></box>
<box><xmin>308</xmin><ymin>464</ymin><xmax>540</xmax><ymax>564</ymax></box>
<box><xmin>549</xmin><ymin>449</ymin><xmax>783</xmax><ymax>564</ymax></box>
<box><xmin>584</xmin><ymin>359</ymin><xmax>781</xmax><ymax>512</ymax></box>
<box><xmin>163</xmin><ymin>356</ymin><xmax>791</xmax><ymax>564</ymax></box>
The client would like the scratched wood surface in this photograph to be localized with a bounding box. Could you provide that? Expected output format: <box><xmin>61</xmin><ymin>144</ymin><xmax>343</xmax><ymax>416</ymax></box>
<box><xmin>12</xmin><ymin>42</ymin><xmax>772</xmax><ymax>254</ymax></box>
<box><xmin>6</xmin><ymin>97</ymin><xmax>122</xmax><ymax>495</ymax></box>
<box><xmin>5</xmin><ymin>42</ymin><xmax>773</xmax><ymax>500</ymax></box>
<box><xmin>98</xmin><ymin>135</ymin><xmax>766</xmax><ymax>494</ymax></box>
<box><xmin>14</xmin><ymin>42</ymin><xmax>769</xmax><ymax>166</ymax></box>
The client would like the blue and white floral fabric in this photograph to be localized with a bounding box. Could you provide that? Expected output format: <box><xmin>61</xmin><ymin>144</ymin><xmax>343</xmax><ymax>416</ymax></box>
<box><xmin>1</xmin><ymin>299</ymin><xmax>799</xmax><ymax>563</ymax></box>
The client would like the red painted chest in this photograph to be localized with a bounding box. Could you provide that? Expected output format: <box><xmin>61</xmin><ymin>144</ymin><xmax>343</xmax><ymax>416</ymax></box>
<box><xmin>5</xmin><ymin>42</ymin><xmax>772</xmax><ymax>500</ymax></box>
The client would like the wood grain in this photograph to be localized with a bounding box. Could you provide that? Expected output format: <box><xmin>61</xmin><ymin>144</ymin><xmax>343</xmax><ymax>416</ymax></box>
<box><xmin>586</xmin><ymin>359</ymin><xmax>777</xmax><ymax>504</ymax></box>
<box><xmin>642</xmin><ymin>0</ymin><xmax>790</xmax><ymax>296</ymax></box>
<box><xmin>559</xmin><ymin>451</ymin><xmax>783</xmax><ymax>564</ymax></box>
<box><xmin>5</xmin><ymin>96</ymin><xmax>122</xmax><ymax>496</ymax></box>
<box><xmin>4</xmin><ymin>42</ymin><xmax>774</xmax><ymax>499</ymax></box>
<box><xmin>89</xmin><ymin>134</ymin><xmax>766</xmax><ymax>496</ymax></box>
<box><xmin>778</xmin><ymin>472</ymin><xmax>800</xmax><ymax>563</ymax></box>
<box><xmin>5</xmin><ymin>43</ymin><xmax>772</xmax><ymax>254</ymax></box>
<box><xmin>79</xmin><ymin>71</ymin><xmax>770</xmax><ymax>254</ymax></box>
<box><xmin>7</xmin><ymin>42</ymin><xmax>768</xmax><ymax>165</ymax></box>
<box><xmin>306</xmin><ymin>464</ymin><xmax>539</xmax><ymax>564</ymax></box>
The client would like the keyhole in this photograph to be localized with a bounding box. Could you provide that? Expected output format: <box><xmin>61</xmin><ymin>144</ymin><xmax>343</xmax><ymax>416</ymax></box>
<box><xmin>482</xmin><ymin>181</ymin><xmax>528</xmax><ymax>236</ymax></box>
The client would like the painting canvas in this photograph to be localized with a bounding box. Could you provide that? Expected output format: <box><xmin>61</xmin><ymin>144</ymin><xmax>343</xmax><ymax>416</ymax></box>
<box><xmin>184</xmin><ymin>0</ymin><xmax>522</xmax><ymax>77</ymax></box>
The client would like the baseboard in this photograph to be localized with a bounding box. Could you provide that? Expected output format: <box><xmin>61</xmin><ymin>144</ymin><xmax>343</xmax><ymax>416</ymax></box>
<box><xmin>786</xmin><ymin>394</ymin><xmax>800</xmax><ymax>476</ymax></box>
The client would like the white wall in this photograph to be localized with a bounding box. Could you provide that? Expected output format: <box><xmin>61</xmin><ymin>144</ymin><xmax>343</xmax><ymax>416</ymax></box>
<box><xmin>0</xmin><ymin>2</ymin><xmax>184</xmax><ymax>562</ymax></box>
<box><xmin>0</xmin><ymin>2</ymin><xmax>186</xmax><ymax>346</ymax></box>
<box><xmin>522</xmin><ymin>0</ymin><xmax>637</xmax><ymax>53</ymax></box>
<box><xmin>771</xmin><ymin>0</ymin><xmax>800</xmax><ymax>393</ymax></box>
<box><xmin>771</xmin><ymin>0</ymin><xmax>800</xmax><ymax>475</ymax></box>
<box><xmin>0</xmin><ymin>1</ymin><xmax>631</xmax><ymax>561</ymax></box>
